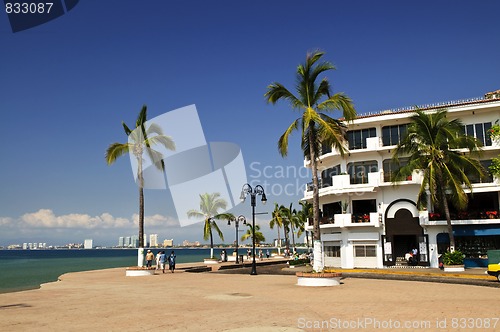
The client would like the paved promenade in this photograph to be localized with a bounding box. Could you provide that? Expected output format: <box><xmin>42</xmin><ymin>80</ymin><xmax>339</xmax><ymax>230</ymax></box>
<box><xmin>1</xmin><ymin>261</ymin><xmax>499</xmax><ymax>331</ymax></box>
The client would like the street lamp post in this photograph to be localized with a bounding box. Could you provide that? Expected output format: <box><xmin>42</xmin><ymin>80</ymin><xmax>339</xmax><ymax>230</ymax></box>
<box><xmin>240</xmin><ymin>183</ymin><xmax>267</xmax><ymax>275</ymax></box>
<box><xmin>228</xmin><ymin>215</ymin><xmax>246</xmax><ymax>264</ymax></box>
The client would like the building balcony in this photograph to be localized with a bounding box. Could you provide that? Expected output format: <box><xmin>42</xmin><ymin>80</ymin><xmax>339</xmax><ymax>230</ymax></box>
<box><xmin>304</xmin><ymin>172</ymin><xmax>382</xmax><ymax>199</ymax></box>
<box><xmin>419</xmin><ymin>210</ymin><xmax>500</xmax><ymax>226</ymax></box>
<box><xmin>308</xmin><ymin>212</ymin><xmax>381</xmax><ymax>228</ymax></box>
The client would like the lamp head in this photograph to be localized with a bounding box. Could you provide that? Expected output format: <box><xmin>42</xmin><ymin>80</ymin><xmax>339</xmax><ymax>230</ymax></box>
<box><xmin>239</xmin><ymin>190</ymin><xmax>246</xmax><ymax>202</ymax></box>
<box><xmin>261</xmin><ymin>192</ymin><xmax>267</xmax><ymax>205</ymax></box>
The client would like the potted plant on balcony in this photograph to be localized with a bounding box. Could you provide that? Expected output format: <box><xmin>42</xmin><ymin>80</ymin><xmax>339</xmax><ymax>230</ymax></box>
<box><xmin>489</xmin><ymin>157</ymin><xmax>500</xmax><ymax>183</ymax></box>
<box><xmin>486</xmin><ymin>211</ymin><xmax>499</xmax><ymax>219</ymax></box>
<box><xmin>488</xmin><ymin>121</ymin><xmax>500</xmax><ymax>145</ymax></box>
<box><xmin>442</xmin><ymin>250</ymin><xmax>465</xmax><ymax>272</ymax></box>
<box><xmin>341</xmin><ymin>201</ymin><xmax>349</xmax><ymax>214</ymax></box>
<box><xmin>429</xmin><ymin>212</ymin><xmax>441</xmax><ymax>221</ymax></box>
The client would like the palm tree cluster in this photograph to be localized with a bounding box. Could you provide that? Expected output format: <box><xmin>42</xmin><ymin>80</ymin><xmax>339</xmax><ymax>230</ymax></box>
<box><xmin>269</xmin><ymin>202</ymin><xmax>311</xmax><ymax>255</ymax></box>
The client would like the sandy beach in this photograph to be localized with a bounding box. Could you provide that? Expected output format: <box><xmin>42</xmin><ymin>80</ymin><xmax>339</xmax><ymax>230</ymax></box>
<box><xmin>1</xmin><ymin>265</ymin><xmax>499</xmax><ymax>332</ymax></box>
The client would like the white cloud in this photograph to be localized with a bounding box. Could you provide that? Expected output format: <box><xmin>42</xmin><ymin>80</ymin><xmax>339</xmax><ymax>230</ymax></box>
<box><xmin>0</xmin><ymin>217</ymin><xmax>14</xmax><ymax>226</ymax></box>
<box><xmin>18</xmin><ymin>209</ymin><xmax>132</xmax><ymax>229</ymax></box>
<box><xmin>131</xmin><ymin>213</ymin><xmax>180</xmax><ymax>227</ymax></box>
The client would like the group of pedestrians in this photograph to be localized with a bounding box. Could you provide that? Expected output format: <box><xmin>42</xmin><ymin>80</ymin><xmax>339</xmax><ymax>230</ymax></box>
<box><xmin>145</xmin><ymin>249</ymin><xmax>176</xmax><ymax>273</ymax></box>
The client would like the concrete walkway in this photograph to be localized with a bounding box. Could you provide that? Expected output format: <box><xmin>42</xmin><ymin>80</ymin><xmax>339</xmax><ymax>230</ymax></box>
<box><xmin>1</xmin><ymin>260</ymin><xmax>499</xmax><ymax>331</ymax></box>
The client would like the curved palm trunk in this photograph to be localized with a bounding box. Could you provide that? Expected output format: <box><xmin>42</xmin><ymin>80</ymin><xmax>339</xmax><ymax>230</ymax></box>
<box><xmin>209</xmin><ymin>226</ymin><xmax>214</xmax><ymax>259</ymax></box>
<box><xmin>291</xmin><ymin>223</ymin><xmax>296</xmax><ymax>253</ymax></box>
<box><xmin>441</xmin><ymin>188</ymin><xmax>456</xmax><ymax>251</ymax></box>
<box><xmin>137</xmin><ymin>156</ymin><xmax>145</xmax><ymax>267</ymax></box>
<box><xmin>284</xmin><ymin>225</ymin><xmax>290</xmax><ymax>253</ymax></box>
<box><xmin>309</xmin><ymin>128</ymin><xmax>324</xmax><ymax>271</ymax></box>
<box><xmin>277</xmin><ymin>227</ymin><xmax>281</xmax><ymax>255</ymax></box>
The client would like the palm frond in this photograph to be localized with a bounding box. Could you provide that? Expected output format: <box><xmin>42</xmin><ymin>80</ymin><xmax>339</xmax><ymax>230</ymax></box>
<box><xmin>265</xmin><ymin>83</ymin><xmax>303</xmax><ymax>109</ymax></box>
<box><xmin>278</xmin><ymin>118</ymin><xmax>300</xmax><ymax>157</ymax></box>
<box><xmin>136</xmin><ymin>105</ymin><xmax>148</xmax><ymax>127</ymax></box>
<box><xmin>317</xmin><ymin>93</ymin><xmax>357</xmax><ymax>121</ymax></box>
<box><xmin>105</xmin><ymin>143</ymin><xmax>131</xmax><ymax>165</ymax></box>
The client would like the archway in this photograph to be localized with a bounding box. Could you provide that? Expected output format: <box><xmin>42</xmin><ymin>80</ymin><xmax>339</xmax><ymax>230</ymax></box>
<box><xmin>382</xmin><ymin>199</ymin><xmax>429</xmax><ymax>266</ymax></box>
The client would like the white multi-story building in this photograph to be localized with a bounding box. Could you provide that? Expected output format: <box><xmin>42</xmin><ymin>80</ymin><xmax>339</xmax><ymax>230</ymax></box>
<box><xmin>304</xmin><ymin>91</ymin><xmax>500</xmax><ymax>269</ymax></box>
<box><xmin>84</xmin><ymin>239</ymin><xmax>93</xmax><ymax>249</ymax></box>
<box><xmin>149</xmin><ymin>234</ymin><xmax>158</xmax><ymax>247</ymax></box>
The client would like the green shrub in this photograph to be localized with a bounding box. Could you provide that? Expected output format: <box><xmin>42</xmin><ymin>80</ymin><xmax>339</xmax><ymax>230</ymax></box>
<box><xmin>442</xmin><ymin>250</ymin><xmax>464</xmax><ymax>265</ymax></box>
<box><xmin>289</xmin><ymin>258</ymin><xmax>309</xmax><ymax>266</ymax></box>
<box><xmin>489</xmin><ymin>158</ymin><xmax>500</xmax><ymax>177</ymax></box>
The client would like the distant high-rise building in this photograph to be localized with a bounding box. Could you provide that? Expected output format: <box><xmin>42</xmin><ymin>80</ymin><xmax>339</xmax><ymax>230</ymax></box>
<box><xmin>84</xmin><ymin>239</ymin><xmax>93</xmax><ymax>249</ymax></box>
<box><xmin>143</xmin><ymin>234</ymin><xmax>148</xmax><ymax>247</ymax></box>
<box><xmin>131</xmin><ymin>235</ymin><xmax>139</xmax><ymax>248</ymax></box>
<box><xmin>118</xmin><ymin>237</ymin><xmax>124</xmax><ymax>247</ymax></box>
<box><xmin>163</xmin><ymin>239</ymin><xmax>173</xmax><ymax>247</ymax></box>
<box><xmin>150</xmin><ymin>234</ymin><xmax>158</xmax><ymax>247</ymax></box>
<box><xmin>125</xmin><ymin>236</ymin><xmax>131</xmax><ymax>247</ymax></box>
<box><xmin>22</xmin><ymin>243</ymin><xmax>27</xmax><ymax>250</ymax></box>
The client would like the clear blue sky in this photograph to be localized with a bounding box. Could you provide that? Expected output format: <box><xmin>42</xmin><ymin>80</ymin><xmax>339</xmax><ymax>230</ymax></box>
<box><xmin>1</xmin><ymin>1</ymin><xmax>499</xmax><ymax>247</ymax></box>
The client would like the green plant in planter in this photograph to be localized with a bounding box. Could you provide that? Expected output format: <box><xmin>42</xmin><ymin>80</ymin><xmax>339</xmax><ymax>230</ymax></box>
<box><xmin>442</xmin><ymin>250</ymin><xmax>464</xmax><ymax>266</ymax></box>
<box><xmin>489</xmin><ymin>157</ymin><xmax>500</xmax><ymax>177</ymax></box>
<box><xmin>488</xmin><ymin>122</ymin><xmax>500</xmax><ymax>140</ymax></box>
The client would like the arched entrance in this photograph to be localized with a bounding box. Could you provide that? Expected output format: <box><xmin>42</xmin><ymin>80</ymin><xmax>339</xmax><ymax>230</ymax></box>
<box><xmin>382</xmin><ymin>199</ymin><xmax>429</xmax><ymax>266</ymax></box>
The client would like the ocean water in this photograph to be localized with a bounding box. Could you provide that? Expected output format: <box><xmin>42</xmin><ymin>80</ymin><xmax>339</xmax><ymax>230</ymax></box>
<box><xmin>0</xmin><ymin>248</ymin><xmax>237</xmax><ymax>294</ymax></box>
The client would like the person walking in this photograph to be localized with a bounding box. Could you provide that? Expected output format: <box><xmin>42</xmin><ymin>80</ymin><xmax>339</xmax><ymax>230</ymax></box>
<box><xmin>159</xmin><ymin>251</ymin><xmax>166</xmax><ymax>273</ymax></box>
<box><xmin>168</xmin><ymin>250</ymin><xmax>176</xmax><ymax>273</ymax></box>
<box><xmin>145</xmin><ymin>250</ymin><xmax>154</xmax><ymax>268</ymax></box>
<box><xmin>155</xmin><ymin>251</ymin><xmax>162</xmax><ymax>270</ymax></box>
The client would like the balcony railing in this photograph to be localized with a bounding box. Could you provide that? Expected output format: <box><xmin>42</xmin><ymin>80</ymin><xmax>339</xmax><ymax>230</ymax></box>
<box><xmin>428</xmin><ymin>210</ymin><xmax>500</xmax><ymax>221</ymax></box>
<box><xmin>307</xmin><ymin>213</ymin><xmax>380</xmax><ymax>228</ymax></box>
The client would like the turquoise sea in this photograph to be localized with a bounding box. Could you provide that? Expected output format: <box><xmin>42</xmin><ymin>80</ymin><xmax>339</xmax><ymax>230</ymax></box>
<box><xmin>0</xmin><ymin>248</ymin><xmax>241</xmax><ymax>294</ymax></box>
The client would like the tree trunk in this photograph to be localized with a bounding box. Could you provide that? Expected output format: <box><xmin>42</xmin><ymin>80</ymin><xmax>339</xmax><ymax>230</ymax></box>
<box><xmin>291</xmin><ymin>223</ymin><xmax>296</xmax><ymax>253</ymax></box>
<box><xmin>284</xmin><ymin>225</ymin><xmax>290</xmax><ymax>253</ymax></box>
<box><xmin>138</xmin><ymin>156</ymin><xmax>145</xmax><ymax>251</ymax></box>
<box><xmin>277</xmin><ymin>227</ymin><xmax>281</xmax><ymax>255</ymax></box>
<box><xmin>309</xmin><ymin>127</ymin><xmax>323</xmax><ymax>272</ymax></box>
<box><xmin>209</xmin><ymin>225</ymin><xmax>214</xmax><ymax>259</ymax></box>
<box><xmin>441</xmin><ymin>188</ymin><xmax>455</xmax><ymax>251</ymax></box>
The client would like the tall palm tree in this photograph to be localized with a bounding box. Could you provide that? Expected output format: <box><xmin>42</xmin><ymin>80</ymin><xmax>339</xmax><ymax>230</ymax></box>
<box><xmin>297</xmin><ymin>201</ymin><xmax>312</xmax><ymax>250</ymax></box>
<box><xmin>241</xmin><ymin>224</ymin><xmax>266</xmax><ymax>245</ymax></box>
<box><xmin>106</xmin><ymin>105</ymin><xmax>175</xmax><ymax>265</ymax></box>
<box><xmin>187</xmin><ymin>193</ymin><xmax>233</xmax><ymax>258</ymax></box>
<box><xmin>265</xmin><ymin>51</ymin><xmax>356</xmax><ymax>271</ymax></box>
<box><xmin>269</xmin><ymin>203</ymin><xmax>284</xmax><ymax>255</ymax></box>
<box><xmin>392</xmin><ymin>109</ymin><xmax>485</xmax><ymax>250</ymax></box>
<box><xmin>280</xmin><ymin>203</ymin><xmax>299</xmax><ymax>253</ymax></box>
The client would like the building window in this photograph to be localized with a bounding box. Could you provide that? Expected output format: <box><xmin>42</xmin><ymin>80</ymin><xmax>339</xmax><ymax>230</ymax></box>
<box><xmin>320</xmin><ymin>143</ymin><xmax>332</xmax><ymax>155</ymax></box>
<box><xmin>323</xmin><ymin>202</ymin><xmax>342</xmax><ymax>218</ymax></box>
<box><xmin>347</xmin><ymin>160</ymin><xmax>378</xmax><ymax>184</ymax></box>
<box><xmin>382</xmin><ymin>158</ymin><xmax>408</xmax><ymax>182</ymax></box>
<box><xmin>321</xmin><ymin>164</ymin><xmax>341</xmax><ymax>187</ymax></box>
<box><xmin>347</xmin><ymin>128</ymin><xmax>376</xmax><ymax>150</ymax></box>
<box><xmin>466</xmin><ymin>160</ymin><xmax>493</xmax><ymax>183</ymax></box>
<box><xmin>325</xmin><ymin>246</ymin><xmax>341</xmax><ymax>258</ymax></box>
<box><xmin>382</xmin><ymin>124</ymin><xmax>408</xmax><ymax>146</ymax></box>
<box><xmin>354</xmin><ymin>245</ymin><xmax>377</xmax><ymax>257</ymax></box>
<box><xmin>461</xmin><ymin>122</ymin><xmax>492</xmax><ymax>146</ymax></box>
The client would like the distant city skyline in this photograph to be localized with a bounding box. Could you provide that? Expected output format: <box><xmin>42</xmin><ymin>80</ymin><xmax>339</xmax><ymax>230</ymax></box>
<box><xmin>1</xmin><ymin>1</ymin><xmax>499</xmax><ymax>246</ymax></box>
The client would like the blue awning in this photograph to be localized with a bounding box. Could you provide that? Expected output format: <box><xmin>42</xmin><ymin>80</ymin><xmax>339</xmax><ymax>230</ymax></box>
<box><xmin>453</xmin><ymin>225</ymin><xmax>500</xmax><ymax>237</ymax></box>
